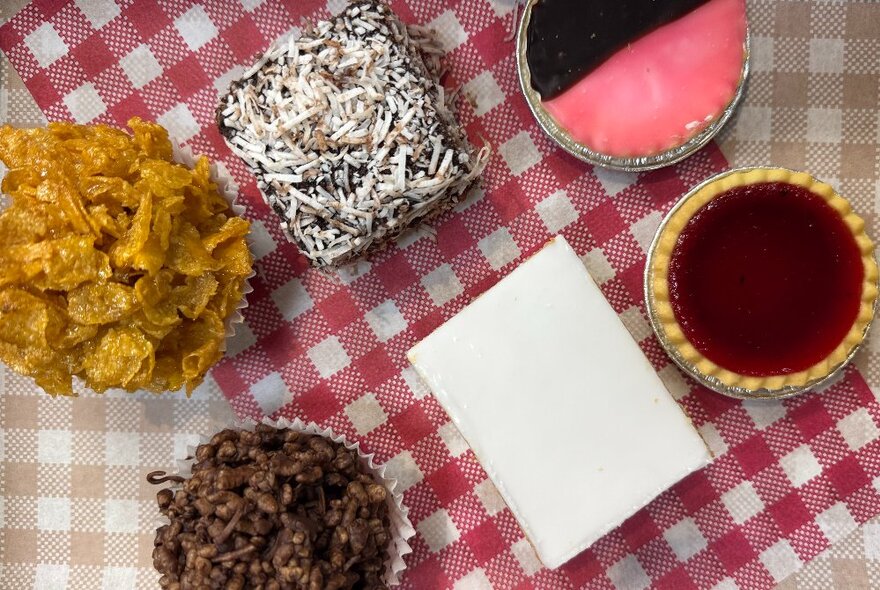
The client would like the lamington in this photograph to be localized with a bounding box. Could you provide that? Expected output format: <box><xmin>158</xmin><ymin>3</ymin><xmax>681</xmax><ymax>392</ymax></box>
<box><xmin>218</xmin><ymin>0</ymin><xmax>489</xmax><ymax>268</ymax></box>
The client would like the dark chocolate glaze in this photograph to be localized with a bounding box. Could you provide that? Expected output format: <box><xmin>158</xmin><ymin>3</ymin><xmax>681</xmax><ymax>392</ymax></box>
<box><xmin>526</xmin><ymin>0</ymin><xmax>713</xmax><ymax>99</ymax></box>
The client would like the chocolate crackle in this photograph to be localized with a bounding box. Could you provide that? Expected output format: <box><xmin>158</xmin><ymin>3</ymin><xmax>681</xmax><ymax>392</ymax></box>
<box><xmin>218</xmin><ymin>0</ymin><xmax>489</xmax><ymax>268</ymax></box>
<box><xmin>150</xmin><ymin>426</ymin><xmax>393</xmax><ymax>590</ymax></box>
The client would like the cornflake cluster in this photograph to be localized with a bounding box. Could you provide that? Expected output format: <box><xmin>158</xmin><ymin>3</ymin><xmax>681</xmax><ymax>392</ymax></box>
<box><xmin>218</xmin><ymin>0</ymin><xmax>488</xmax><ymax>268</ymax></box>
<box><xmin>0</xmin><ymin>119</ymin><xmax>251</xmax><ymax>396</ymax></box>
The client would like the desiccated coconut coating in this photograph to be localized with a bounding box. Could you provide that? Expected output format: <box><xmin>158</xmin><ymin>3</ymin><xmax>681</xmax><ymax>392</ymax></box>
<box><xmin>218</xmin><ymin>0</ymin><xmax>488</xmax><ymax>268</ymax></box>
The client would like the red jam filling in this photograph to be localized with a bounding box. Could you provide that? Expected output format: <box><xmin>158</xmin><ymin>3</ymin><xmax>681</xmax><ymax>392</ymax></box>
<box><xmin>667</xmin><ymin>182</ymin><xmax>864</xmax><ymax>376</ymax></box>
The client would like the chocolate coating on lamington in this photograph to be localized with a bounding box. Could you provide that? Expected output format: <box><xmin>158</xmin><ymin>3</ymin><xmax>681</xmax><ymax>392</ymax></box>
<box><xmin>526</xmin><ymin>0</ymin><xmax>712</xmax><ymax>99</ymax></box>
<box><xmin>218</xmin><ymin>0</ymin><xmax>488</xmax><ymax>268</ymax></box>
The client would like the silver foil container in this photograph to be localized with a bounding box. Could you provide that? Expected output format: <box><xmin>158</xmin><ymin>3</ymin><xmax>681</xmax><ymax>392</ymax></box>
<box><xmin>515</xmin><ymin>0</ymin><xmax>750</xmax><ymax>172</ymax></box>
<box><xmin>644</xmin><ymin>167</ymin><xmax>879</xmax><ymax>400</ymax></box>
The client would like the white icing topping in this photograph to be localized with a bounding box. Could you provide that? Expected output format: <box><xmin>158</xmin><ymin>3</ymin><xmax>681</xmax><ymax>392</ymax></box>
<box><xmin>408</xmin><ymin>236</ymin><xmax>711</xmax><ymax>568</ymax></box>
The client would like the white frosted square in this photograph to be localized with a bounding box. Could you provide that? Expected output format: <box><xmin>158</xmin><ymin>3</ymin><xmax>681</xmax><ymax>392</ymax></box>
<box><xmin>408</xmin><ymin>236</ymin><xmax>710</xmax><ymax>569</ymax></box>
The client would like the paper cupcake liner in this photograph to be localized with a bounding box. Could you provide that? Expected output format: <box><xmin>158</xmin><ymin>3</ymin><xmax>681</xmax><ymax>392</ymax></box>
<box><xmin>159</xmin><ymin>417</ymin><xmax>415</xmax><ymax>587</ymax></box>
<box><xmin>172</xmin><ymin>142</ymin><xmax>255</xmax><ymax>358</ymax></box>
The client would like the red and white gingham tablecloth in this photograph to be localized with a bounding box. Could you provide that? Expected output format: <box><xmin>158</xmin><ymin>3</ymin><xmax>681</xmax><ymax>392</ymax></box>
<box><xmin>3</xmin><ymin>1</ymin><xmax>880</xmax><ymax>588</ymax></box>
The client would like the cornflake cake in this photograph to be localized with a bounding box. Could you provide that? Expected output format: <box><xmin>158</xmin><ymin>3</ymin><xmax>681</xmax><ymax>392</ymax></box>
<box><xmin>218</xmin><ymin>0</ymin><xmax>489</xmax><ymax>268</ymax></box>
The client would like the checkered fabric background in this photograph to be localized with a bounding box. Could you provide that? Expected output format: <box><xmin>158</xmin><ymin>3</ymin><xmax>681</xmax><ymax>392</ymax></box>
<box><xmin>1</xmin><ymin>0</ymin><xmax>880</xmax><ymax>589</ymax></box>
<box><xmin>778</xmin><ymin>517</ymin><xmax>880</xmax><ymax>590</ymax></box>
<box><xmin>0</xmin><ymin>374</ymin><xmax>238</xmax><ymax>588</ymax></box>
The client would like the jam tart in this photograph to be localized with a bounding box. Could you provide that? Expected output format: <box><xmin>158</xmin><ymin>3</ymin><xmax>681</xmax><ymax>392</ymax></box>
<box><xmin>646</xmin><ymin>167</ymin><xmax>879</xmax><ymax>397</ymax></box>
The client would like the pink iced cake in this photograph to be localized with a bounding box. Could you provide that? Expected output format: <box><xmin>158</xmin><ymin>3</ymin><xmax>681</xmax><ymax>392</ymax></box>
<box><xmin>525</xmin><ymin>0</ymin><xmax>748</xmax><ymax>159</ymax></box>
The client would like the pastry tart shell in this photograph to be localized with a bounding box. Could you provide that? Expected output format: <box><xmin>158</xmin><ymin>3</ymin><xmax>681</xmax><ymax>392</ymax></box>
<box><xmin>645</xmin><ymin>167</ymin><xmax>879</xmax><ymax>399</ymax></box>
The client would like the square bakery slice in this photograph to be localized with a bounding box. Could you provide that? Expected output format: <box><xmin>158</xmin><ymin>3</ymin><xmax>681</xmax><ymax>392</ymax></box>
<box><xmin>408</xmin><ymin>236</ymin><xmax>711</xmax><ymax>569</ymax></box>
<box><xmin>218</xmin><ymin>0</ymin><xmax>489</xmax><ymax>268</ymax></box>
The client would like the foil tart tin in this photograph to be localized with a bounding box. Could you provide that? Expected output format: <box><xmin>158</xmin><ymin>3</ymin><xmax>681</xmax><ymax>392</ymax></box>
<box><xmin>644</xmin><ymin>167</ymin><xmax>879</xmax><ymax>400</ymax></box>
<box><xmin>515</xmin><ymin>0</ymin><xmax>751</xmax><ymax>172</ymax></box>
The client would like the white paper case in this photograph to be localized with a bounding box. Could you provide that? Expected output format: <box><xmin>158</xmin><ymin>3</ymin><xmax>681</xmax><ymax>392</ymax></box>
<box><xmin>172</xmin><ymin>142</ymin><xmax>255</xmax><ymax>359</ymax></box>
<box><xmin>165</xmin><ymin>417</ymin><xmax>415</xmax><ymax>586</ymax></box>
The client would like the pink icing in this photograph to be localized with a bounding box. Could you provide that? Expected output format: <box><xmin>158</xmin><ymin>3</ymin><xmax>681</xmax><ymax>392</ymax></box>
<box><xmin>541</xmin><ymin>0</ymin><xmax>747</xmax><ymax>159</ymax></box>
